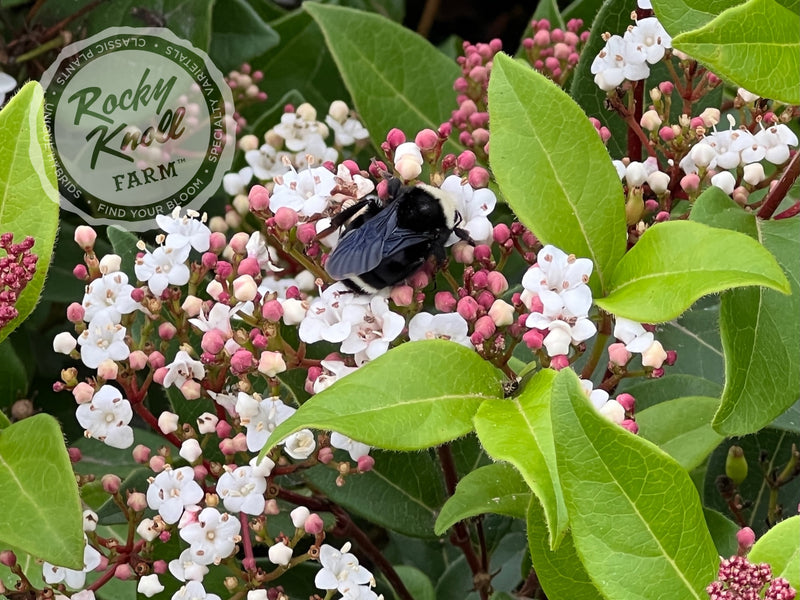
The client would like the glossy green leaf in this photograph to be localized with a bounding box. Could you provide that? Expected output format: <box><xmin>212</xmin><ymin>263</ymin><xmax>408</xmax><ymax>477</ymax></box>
<box><xmin>0</xmin><ymin>338</ymin><xmax>28</xmax><ymax>410</ymax></box>
<box><xmin>562</xmin><ymin>0</ymin><xmax>607</xmax><ymax>23</ymax></box>
<box><xmin>473</xmin><ymin>369</ymin><xmax>568</xmax><ymax>549</ymax></box>
<box><xmin>526</xmin><ymin>497</ymin><xmax>602</xmax><ymax>600</ymax></box>
<box><xmin>262</xmin><ymin>340</ymin><xmax>503</xmax><ymax>455</ymax></box>
<box><xmin>749</xmin><ymin>516</ymin><xmax>800</xmax><ymax>587</ymax></box>
<box><xmin>106</xmin><ymin>226</ymin><xmax>140</xmax><ymax>284</ymax></box>
<box><xmin>0</xmin><ymin>414</ymin><xmax>83</xmax><ymax>568</ymax></box>
<box><xmin>637</xmin><ymin>396</ymin><xmax>724</xmax><ymax>470</ymax></box>
<box><xmin>532</xmin><ymin>0</ymin><xmax>566</xmax><ymax>29</ymax></box>
<box><xmin>691</xmin><ymin>193</ymin><xmax>800</xmax><ymax>435</ymax></box>
<box><xmin>595</xmin><ymin>220</ymin><xmax>790</xmax><ymax>322</ymax></box>
<box><xmin>304</xmin><ymin>3</ymin><xmax>460</xmax><ymax>148</ymax></box>
<box><xmin>618</xmin><ymin>374</ymin><xmax>723</xmax><ymax>411</ymax></box>
<box><xmin>489</xmin><ymin>53</ymin><xmax>626</xmax><ymax>295</ymax></box>
<box><xmin>303</xmin><ymin>450</ymin><xmax>445</xmax><ymax>539</ymax></box>
<box><xmin>434</xmin><ymin>463</ymin><xmax>530</xmax><ymax>535</ymax></box>
<box><xmin>671</xmin><ymin>0</ymin><xmax>800</xmax><ymax>104</ymax></box>
<box><xmin>0</xmin><ymin>81</ymin><xmax>60</xmax><ymax>345</ymax></box>
<box><xmin>651</xmin><ymin>0</ymin><xmax>744</xmax><ymax>36</ymax></box>
<box><xmin>703</xmin><ymin>509</ymin><xmax>739</xmax><ymax>558</ymax></box>
<box><xmin>247</xmin><ymin>9</ymin><xmax>349</xmax><ymax>118</ymax></box>
<box><xmin>551</xmin><ymin>369</ymin><xmax>719</xmax><ymax>600</ymax></box>
<box><xmin>210</xmin><ymin>0</ymin><xmax>280</xmax><ymax>72</ymax></box>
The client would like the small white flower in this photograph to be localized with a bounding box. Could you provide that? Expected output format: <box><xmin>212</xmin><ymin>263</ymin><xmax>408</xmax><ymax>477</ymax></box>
<box><xmin>737</xmin><ymin>88</ymin><xmax>759</xmax><ymax>103</ymax></box>
<box><xmin>313</xmin><ymin>359</ymin><xmax>360</xmax><ymax>394</ymax></box>
<box><xmin>42</xmin><ymin>537</ymin><xmax>102</xmax><ymax>590</ymax></box>
<box><xmin>137</xmin><ymin>518</ymin><xmax>159</xmax><ymax>542</ymax></box>
<box><xmin>179</xmin><ymin>507</ymin><xmax>241</xmax><ymax>566</ymax></box>
<box><xmin>340</xmin><ymin>295</ymin><xmax>405</xmax><ymax>365</ymax></box>
<box><xmin>244</xmin><ymin>144</ymin><xmax>292</xmax><ymax>180</ymax></box>
<box><xmin>146</xmin><ymin>466</ymin><xmax>204</xmax><ymax>524</ymax></box>
<box><xmin>522</xmin><ymin>245</ymin><xmax>593</xmax><ymax>317</ymax></box>
<box><xmin>268</xmin><ymin>541</ymin><xmax>294</xmax><ymax>566</ymax></box>
<box><xmin>77</xmin><ymin>314</ymin><xmax>130</xmax><ymax>368</ymax></box>
<box><xmin>270</xmin><ymin>166</ymin><xmax>336</xmax><ymax>216</ymax></box>
<box><xmin>613</xmin><ymin>317</ymin><xmax>654</xmax><ymax>353</ymax></box>
<box><xmin>408</xmin><ymin>312</ymin><xmax>472</xmax><ymax>348</ymax></box>
<box><xmin>591</xmin><ymin>35</ymin><xmax>650</xmax><ymax>91</ymax></box>
<box><xmin>82</xmin><ymin>509</ymin><xmax>98</xmax><ymax>532</ymax></box>
<box><xmin>325</xmin><ymin>115</ymin><xmax>369</xmax><ymax>147</ymax></box>
<box><xmin>163</xmin><ymin>350</ymin><xmax>205</xmax><ymax>389</ymax></box>
<box><xmin>81</xmin><ymin>271</ymin><xmax>141</xmax><ymax>323</ymax></box>
<box><xmin>299</xmin><ymin>283</ymin><xmax>371</xmax><ymax>345</ymax></box>
<box><xmin>743</xmin><ymin>163</ymin><xmax>765</xmax><ymax>186</ymax></box>
<box><xmin>579</xmin><ymin>379</ymin><xmax>625</xmax><ymax>424</ymax></box>
<box><xmin>754</xmin><ymin>124</ymin><xmax>798</xmax><ymax>165</ymax></box>
<box><xmin>155</xmin><ymin>207</ymin><xmax>211</xmax><ymax>253</ymax></box>
<box><xmin>168</xmin><ymin>548</ymin><xmax>209</xmax><ymax>582</ymax></box>
<box><xmin>236</xmin><ymin>393</ymin><xmax>296</xmax><ymax>452</ymax></box>
<box><xmin>439</xmin><ymin>175</ymin><xmax>497</xmax><ymax>245</ymax></box>
<box><xmin>624</xmin><ymin>18</ymin><xmax>672</xmax><ymax>64</ymax></box>
<box><xmin>189</xmin><ymin>302</ymin><xmax>240</xmax><ymax>338</ymax></box>
<box><xmin>216</xmin><ymin>465</ymin><xmax>267</xmax><ymax>515</ymax></box>
<box><xmin>75</xmin><ymin>385</ymin><xmax>133</xmax><ymax>449</ymax></box>
<box><xmin>135</xmin><ymin>244</ymin><xmax>191</xmax><ymax>296</ymax></box>
<box><xmin>330</xmin><ymin>432</ymin><xmax>371</xmax><ymax>461</ymax></box>
<box><xmin>222</xmin><ymin>166</ymin><xmax>254</xmax><ymax>196</ymax></box>
<box><xmin>138</xmin><ymin>574</ymin><xmax>165</xmax><ymax>598</ymax></box>
<box><xmin>315</xmin><ymin>543</ymin><xmax>374</xmax><ymax>594</ymax></box>
<box><xmin>283</xmin><ymin>429</ymin><xmax>317</xmax><ymax>459</ymax></box>
<box><xmin>171</xmin><ymin>581</ymin><xmax>221</xmax><ymax>600</ymax></box>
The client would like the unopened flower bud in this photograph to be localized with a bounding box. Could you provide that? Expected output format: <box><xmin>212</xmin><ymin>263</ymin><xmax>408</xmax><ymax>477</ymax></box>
<box><xmin>127</xmin><ymin>492</ymin><xmax>147</xmax><ymax>512</ymax></box>
<box><xmin>357</xmin><ymin>455</ymin><xmax>375</xmax><ymax>472</ymax></box>
<box><xmin>74</xmin><ymin>226</ymin><xmax>98</xmax><ymax>250</ymax></box>
<box><xmin>451</xmin><ymin>240</ymin><xmax>475</xmax><ymax>264</ymax></box>
<box><xmin>115</xmin><ymin>563</ymin><xmax>132</xmax><ymax>580</ymax></box>
<box><xmin>711</xmin><ymin>171</ymin><xmax>735</xmax><ymax>195</ymax></box>
<box><xmin>258</xmin><ymin>351</ymin><xmax>286</xmax><ymax>377</ymax></box>
<box><xmin>268</xmin><ymin>542</ymin><xmax>293</xmax><ymax>566</ymax></box>
<box><xmin>640</xmin><ymin>110</ymin><xmax>662</xmax><ymax>131</ymax></box>
<box><xmin>304</xmin><ymin>513</ymin><xmax>324</xmax><ymax>535</ymax></box>
<box><xmin>699</xmin><ymin>108</ymin><xmax>720</xmax><ymax>128</ymax></box>
<box><xmin>641</xmin><ymin>340</ymin><xmax>667</xmax><ymax>368</ymax></box>
<box><xmin>102</xmin><ymin>473</ymin><xmax>121</xmax><ymax>494</ymax></box>
<box><xmin>181</xmin><ymin>380</ymin><xmax>202</xmax><ymax>400</ymax></box>
<box><xmin>390</xmin><ymin>284</ymin><xmax>414</xmax><ymax>307</ymax></box>
<box><xmin>97</xmin><ymin>359</ymin><xmax>118</xmax><ymax>380</ymax></box>
<box><xmin>149</xmin><ymin>455</ymin><xmax>166</xmax><ymax>473</ymax></box>
<box><xmin>290</xmin><ymin>506</ymin><xmax>310</xmax><ymax>528</ymax></box>
<box><xmin>179</xmin><ymin>439</ymin><xmax>203</xmax><ymax>463</ymax></box>
<box><xmin>0</xmin><ymin>551</ymin><xmax>17</xmax><ymax>568</ymax></box>
<box><xmin>137</xmin><ymin>518</ymin><xmax>158</xmax><ymax>542</ymax></box>
<box><xmin>53</xmin><ymin>332</ymin><xmax>77</xmax><ymax>355</ymax></box>
<box><xmin>743</xmin><ymin>163</ymin><xmax>765</xmax><ymax>186</ymax></box>
<box><xmin>233</xmin><ymin>274</ymin><xmax>258</xmax><ymax>302</ymax></box>
<box><xmin>608</xmin><ymin>342</ymin><xmax>631</xmax><ymax>366</ymax></box>
<box><xmin>457</xmin><ymin>296</ymin><xmax>479</xmax><ymax>321</ymax></box>
<box><xmin>158</xmin><ymin>411</ymin><xmax>179</xmax><ymax>434</ymax></box>
<box><xmin>736</xmin><ymin>527</ymin><xmax>755</xmax><ymax>553</ymax></box>
<box><xmin>468</xmin><ymin>167</ymin><xmax>490</xmax><ymax>188</ymax></box>
<box><xmin>137</xmin><ymin>574</ymin><xmax>165</xmax><ymax>598</ymax></box>
<box><xmin>197</xmin><ymin>412</ymin><xmax>219</xmax><ymax>435</ymax></box>
<box><xmin>99</xmin><ymin>254</ymin><xmax>121</xmax><ymax>274</ymax></box>
<box><xmin>725</xmin><ymin>445</ymin><xmax>748</xmax><ymax>485</ymax></box>
<box><xmin>647</xmin><ymin>171</ymin><xmax>670</xmax><ymax>195</ymax></box>
<box><xmin>488</xmin><ymin>299</ymin><xmax>515</xmax><ymax>327</ymax></box>
<box><xmin>73</xmin><ymin>382</ymin><xmax>95</xmax><ymax>404</ymax></box>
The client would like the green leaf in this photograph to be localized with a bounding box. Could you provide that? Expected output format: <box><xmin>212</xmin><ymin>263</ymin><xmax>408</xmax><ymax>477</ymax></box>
<box><xmin>0</xmin><ymin>81</ymin><xmax>60</xmax><ymax>345</ymax></box>
<box><xmin>532</xmin><ymin>0</ymin><xmax>566</xmax><ymax>29</ymax></box>
<box><xmin>302</xmin><ymin>450</ymin><xmax>445</xmax><ymax>538</ymax></box>
<box><xmin>617</xmin><ymin>374</ymin><xmax>723</xmax><ymax>411</ymax></box>
<box><xmin>562</xmin><ymin>0</ymin><xmax>607</xmax><ymax>27</ymax></box>
<box><xmin>247</xmin><ymin>9</ymin><xmax>349</xmax><ymax>119</ymax></box>
<box><xmin>691</xmin><ymin>194</ymin><xmax>800</xmax><ymax>435</ymax></box>
<box><xmin>261</xmin><ymin>340</ymin><xmax>503</xmax><ymax>455</ymax></box>
<box><xmin>304</xmin><ymin>2</ymin><xmax>460</xmax><ymax>149</ymax></box>
<box><xmin>703</xmin><ymin>508</ymin><xmax>739</xmax><ymax>558</ymax></box>
<box><xmin>637</xmin><ymin>396</ymin><xmax>724</xmax><ymax>470</ymax></box>
<box><xmin>488</xmin><ymin>52</ymin><xmax>626</xmax><ymax>295</ymax></box>
<box><xmin>749</xmin><ymin>516</ymin><xmax>800</xmax><ymax>588</ymax></box>
<box><xmin>0</xmin><ymin>414</ymin><xmax>83</xmax><ymax>568</ymax></box>
<box><xmin>595</xmin><ymin>220</ymin><xmax>791</xmax><ymax>322</ymax></box>
<box><xmin>551</xmin><ymin>369</ymin><xmax>719</xmax><ymax>600</ymax></box>
<box><xmin>473</xmin><ymin>369</ymin><xmax>568</xmax><ymax>549</ymax></box>
<box><xmin>526</xmin><ymin>496</ymin><xmax>602</xmax><ymax>600</ymax></box>
<box><xmin>434</xmin><ymin>463</ymin><xmax>530</xmax><ymax>535</ymax></box>
<box><xmin>671</xmin><ymin>0</ymin><xmax>800</xmax><ymax>104</ymax></box>
<box><xmin>210</xmin><ymin>0</ymin><xmax>280</xmax><ymax>72</ymax></box>
<box><xmin>392</xmin><ymin>565</ymin><xmax>436</xmax><ymax>600</ymax></box>
<box><xmin>0</xmin><ymin>338</ymin><xmax>29</xmax><ymax>410</ymax></box>
<box><xmin>106</xmin><ymin>226</ymin><xmax>141</xmax><ymax>284</ymax></box>
<box><xmin>651</xmin><ymin>0</ymin><xmax>744</xmax><ymax>36</ymax></box>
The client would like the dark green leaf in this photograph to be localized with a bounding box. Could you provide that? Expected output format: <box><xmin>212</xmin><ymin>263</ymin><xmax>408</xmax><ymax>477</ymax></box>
<box><xmin>106</xmin><ymin>226</ymin><xmax>141</xmax><ymax>283</ymax></box>
<box><xmin>703</xmin><ymin>508</ymin><xmax>739</xmax><ymax>558</ymax></box>
<box><xmin>210</xmin><ymin>0</ymin><xmax>280</xmax><ymax>72</ymax></box>
<box><xmin>617</xmin><ymin>374</ymin><xmax>723</xmax><ymax>411</ymax></box>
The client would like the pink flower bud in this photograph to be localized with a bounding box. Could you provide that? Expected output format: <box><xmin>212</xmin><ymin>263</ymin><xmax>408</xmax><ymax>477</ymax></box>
<box><xmin>414</xmin><ymin>128</ymin><xmax>439</xmax><ymax>152</ymax></box>
<box><xmin>214</xmin><ymin>419</ymin><xmax>232</xmax><ymax>439</ymax></box>
<box><xmin>230</xmin><ymin>349</ymin><xmax>254</xmax><ymax>374</ymax></box>
<box><xmin>386</xmin><ymin>128</ymin><xmax>406</xmax><ymax>149</ymax></box>
<box><xmin>228</xmin><ymin>232</ymin><xmax>249</xmax><ymax>255</ymax></box>
<box><xmin>181</xmin><ymin>380</ymin><xmax>202</xmax><ymax>400</ymax></box>
<box><xmin>159</xmin><ymin>531</ymin><xmax>171</xmax><ymax>543</ymax></box>
<box><xmin>200</xmin><ymin>330</ymin><xmax>224</xmax><ymax>355</ymax></box>
<box><xmin>620</xmin><ymin>419</ymin><xmax>639</xmax><ymax>434</ymax></box>
<box><xmin>658</xmin><ymin>81</ymin><xmax>674</xmax><ymax>95</ymax></box>
<box><xmin>152</xmin><ymin>560</ymin><xmax>167</xmax><ymax>575</ymax></box>
<box><xmin>258</xmin><ymin>350</ymin><xmax>286</xmax><ymax>377</ymax></box>
<box><xmin>390</xmin><ymin>284</ymin><xmax>414</xmax><ymax>307</ymax></box>
<box><xmin>274</xmin><ymin>206</ymin><xmax>299</xmax><ymax>230</ymax></box>
<box><xmin>231</xmin><ymin>433</ymin><xmax>248</xmax><ymax>453</ymax></box>
<box><xmin>468</xmin><ymin>167</ymin><xmax>490</xmax><ymax>188</ymax></box>
<box><xmin>158</xmin><ymin>322</ymin><xmax>177</xmax><ymax>340</ymax></box>
<box><xmin>127</xmin><ymin>492</ymin><xmax>148</xmax><ymax>512</ymax></box>
<box><xmin>406</xmin><ymin>269</ymin><xmax>429</xmax><ymax>289</ymax></box>
<box><xmin>296</xmin><ymin>222</ymin><xmax>317</xmax><ymax>245</ymax></box>
<box><xmin>471</xmin><ymin>331</ymin><xmax>485</xmax><ymax>346</ymax></box>
<box><xmin>451</xmin><ymin>240</ymin><xmax>475</xmax><ymax>264</ymax></box>
<box><xmin>523</xmin><ymin>329</ymin><xmax>544</xmax><ymax>350</ymax></box>
<box><xmin>488</xmin><ymin>299</ymin><xmax>515</xmax><ymax>327</ymax></box>
<box><xmin>125</xmin><ymin>350</ymin><xmax>146</xmax><ymax>371</ymax></box>
<box><xmin>146</xmin><ymin>352</ymin><xmax>165</xmax><ymax>371</ymax></box>
<box><xmin>66</xmin><ymin>302</ymin><xmax>85</xmax><ymax>323</ymax></box>
<box><xmin>73</xmin><ymin>382</ymin><xmax>95</xmax><ymax>404</ymax></box>
<box><xmin>248</xmin><ymin>185</ymin><xmax>271</xmax><ymax>212</ymax></box>
<box><xmin>457</xmin><ymin>151</ymin><xmax>476</xmax><ymax>171</ymax></box>
<box><xmin>132</xmin><ymin>444</ymin><xmax>151</xmax><ymax>464</ymax></box>
<box><xmin>435</xmin><ymin>291</ymin><xmax>457</xmax><ymax>313</ymax></box>
<box><xmin>73</xmin><ymin>264</ymin><xmax>88</xmax><ymax>280</ymax></box>
<box><xmin>640</xmin><ymin>110</ymin><xmax>662</xmax><ymax>131</ymax></box>
<box><xmin>304</xmin><ymin>513</ymin><xmax>324</xmax><ymax>535</ymax></box>
<box><xmin>318</xmin><ymin>446</ymin><xmax>334</xmax><ymax>464</ymax></box>
<box><xmin>102</xmin><ymin>473</ymin><xmax>121</xmax><ymax>494</ymax></box>
<box><xmin>486</xmin><ymin>271</ymin><xmax>508</xmax><ymax>295</ymax></box>
<box><xmin>237</xmin><ymin>257</ymin><xmax>260</xmax><ymax>278</ymax></box>
<box><xmin>658</xmin><ymin>126</ymin><xmax>675</xmax><ymax>141</ymax></box>
<box><xmin>680</xmin><ymin>173</ymin><xmax>701</xmax><ymax>193</ymax></box>
<box><xmin>476</xmin><ymin>290</ymin><xmax>495</xmax><ymax>310</ymax></box>
<box><xmin>549</xmin><ymin>354</ymin><xmax>569</xmax><ymax>370</ymax></box>
<box><xmin>357</xmin><ymin>455</ymin><xmax>375</xmax><ymax>472</ymax></box>
<box><xmin>206</xmin><ymin>232</ymin><xmax>225</xmax><ymax>253</ymax></box>
<box><xmin>233</xmin><ymin>274</ymin><xmax>258</xmax><ymax>302</ymax></box>
<box><xmin>666</xmin><ymin>350</ymin><xmax>677</xmax><ymax>366</ymax></box>
<box><xmin>608</xmin><ymin>342</ymin><xmax>631</xmax><ymax>366</ymax></box>
<box><xmin>457</xmin><ymin>296</ymin><xmax>479</xmax><ymax>321</ymax></box>
<box><xmin>68</xmin><ymin>447</ymin><xmax>82</xmax><ymax>462</ymax></box>
<box><xmin>0</xmin><ymin>551</ymin><xmax>17</xmax><ymax>568</ymax></box>
<box><xmin>642</xmin><ymin>340</ymin><xmax>667</xmax><ymax>368</ymax></box>
<box><xmin>474</xmin><ymin>315</ymin><xmax>496</xmax><ymax>339</ymax></box>
<box><xmin>74</xmin><ymin>225</ymin><xmax>98</xmax><ymax>250</ymax></box>
<box><xmin>471</xmin><ymin>269</ymin><xmax>489</xmax><ymax>289</ymax></box>
<box><xmin>261</xmin><ymin>299</ymin><xmax>284</xmax><ymax>322</ymax></box>
<box><xmin>149</xmin><ymin>455</ymin><xmax>166</xmax><ymax>473</ymax></box>
<box><xmin>474</xmin><ymin>244</ymin><xmax>492</xmax><ymax>262</ymax></box>
<box><xmin>616</xmin><ymin>393</ymin><xmax>635</xmax><ymax>412</ymax></box>
<box><xmin>492</xmin><ymin>224</ymin><xmax>511</xmax><ymax>244</ymax></box>
<box><xmin>644</xmin><ymin>199</ymin><xmax>659</xmax><ymax>213</ymax></box>
<box><xmin>115</xmin><ymin>564</ymin><xmax>132</xmax><ymax>580</ymax></box>
<box><xmin>655</xmin><ymin>211</ymin><xmax>670</xmax><ymax>222</ymax></box>
<box><xmin>533</xmin><ymin>29</ymin><xmax>550</xmax><ymax>46</ymax></box>
<box><xmin>219</xmin><ymin>438</ymin><xmax>236</xmax><ymax>455</ymax></box>
<box><xmin>736</xmin><ymin>527</ymin><xmax>755</xmax><ymax>552</ymax></box>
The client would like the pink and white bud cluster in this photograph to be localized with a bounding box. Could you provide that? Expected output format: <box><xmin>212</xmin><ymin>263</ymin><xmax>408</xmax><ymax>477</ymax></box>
<box><xmin>612</xmin><ymin>317</ymin><xmax>670</xmax><ymax>371</ymax></box>
<box><xmin>225</xmin><ymin>63</ymin><xmax>267</xmax><ymax>133</ymax></box>
<box><xmin>706</xmin><ymin>555</ymin><xmax>796</xmax><ymax>600</ymax></box>
<box><xmin>0</xmin><ymin>233</ymin><xmax>37</xmax><ymax>329</ymax></box>
<box><xmin>522</xmin><ymin>18</ymin><xmax>589</xmax><ymax>87</ymax></box>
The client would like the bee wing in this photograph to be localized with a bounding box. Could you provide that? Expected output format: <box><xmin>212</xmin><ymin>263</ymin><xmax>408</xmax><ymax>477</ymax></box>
<box><xmin>324</xmin><ymin>202</ymin><xmax>401</xmax><ymax>279</ymax></box>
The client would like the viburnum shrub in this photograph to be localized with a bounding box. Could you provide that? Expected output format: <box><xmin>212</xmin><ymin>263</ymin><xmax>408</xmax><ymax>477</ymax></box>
<box><xmin>0</xmin><ymin>1</ymin><xmax>798</xmax><ymax>599</ymax></box>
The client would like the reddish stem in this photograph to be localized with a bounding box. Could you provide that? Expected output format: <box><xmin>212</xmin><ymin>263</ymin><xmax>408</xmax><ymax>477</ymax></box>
<box><xmin>757</xmin><ymin>152</ymin><xmax>800</xmax><ymax>220</ymax></box>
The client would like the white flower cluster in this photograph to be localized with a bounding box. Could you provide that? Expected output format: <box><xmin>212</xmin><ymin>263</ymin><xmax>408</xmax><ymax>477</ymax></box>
<box><xmin>315</xmin><ymin>543</ymin><xmax>382</xmax><ymax>600</ymax></box>
<box><xmin>522</xmin><ymin>245</ymin><xmax>597</xmax><ymax>357</ymax></box>
<box><xmin>243</xmin><ymin>101</ymin><xmax>368</xmax><ymax>182</ymax></box>
<box><xmin>591</xmin><ymin>17</ymin><xmax>672</xmax><ymax>91</ymax></box>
